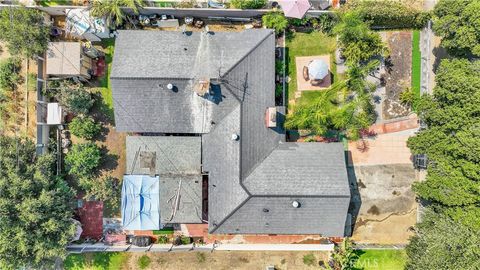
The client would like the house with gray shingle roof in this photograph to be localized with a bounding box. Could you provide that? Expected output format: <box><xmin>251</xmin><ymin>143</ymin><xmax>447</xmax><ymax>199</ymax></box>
<box><xmin>112</xmin><ymin>29</ymin><xmax>350</xmax><ymax>236</ymax></box>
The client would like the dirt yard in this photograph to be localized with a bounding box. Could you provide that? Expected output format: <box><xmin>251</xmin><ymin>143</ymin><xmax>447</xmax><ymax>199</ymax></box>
<box><xmin>382</xmin><ymin>31</ymin><xmax>412</xmax><ymax>120</ymax></box>
<box><xmin>128</xmin><ymin>251</ymin><xmax>329</xmax><ymax>270</ymax></box>
<box><xmin>349</xmin><ymin>164</ymin><xmax>417</xmax><ymax>244</ymax></box>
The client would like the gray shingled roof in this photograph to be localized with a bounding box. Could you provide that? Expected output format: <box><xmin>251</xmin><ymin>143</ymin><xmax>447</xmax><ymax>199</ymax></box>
<box><xmin>125</xmin><ymin>136</ymin><xmax>203</xmax><ymax>224</ymax></box>
<box><xmin>113</xmin><ymin>29</ymin><xmax>350</xmax><ymax>236</ymax></box>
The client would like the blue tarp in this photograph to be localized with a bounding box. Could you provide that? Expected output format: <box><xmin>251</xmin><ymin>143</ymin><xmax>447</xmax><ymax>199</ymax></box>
<box><xmin>121</xmin><ymin>175</ymin><xmax>161</xmax><ymax>230</ymax></box>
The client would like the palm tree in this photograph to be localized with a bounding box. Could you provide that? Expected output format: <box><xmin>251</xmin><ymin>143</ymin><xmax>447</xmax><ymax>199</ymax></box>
<box><xmin>285</xmin><ymin>60</ymin><xmax>378</xmax><ymax>140</ymax></box>
<box><xmin>90</xmin><ymin>0</ymin><xmax>144</xmax><ymax>27</ymax></box>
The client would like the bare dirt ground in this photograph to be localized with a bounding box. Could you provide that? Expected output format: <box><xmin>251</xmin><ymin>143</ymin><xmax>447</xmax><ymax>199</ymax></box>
<box><xmin>349</xmin><ymin>164</ymin><xmax>417</xmax><ymax>244</ymax></box>
<box><xmin>382</xmin><ymin>31</ymin><xmax>412</xmax><ymax>120</ymax></box>
<box><xmin>126</xmin><ymin>251</ymin><xmax>329</xmax><ymax>270</ymax></box>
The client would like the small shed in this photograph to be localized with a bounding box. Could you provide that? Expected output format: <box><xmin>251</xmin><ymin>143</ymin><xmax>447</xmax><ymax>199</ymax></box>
<box><xmin>47</xmin><ymin>103</ymin><xmax>64</xmax><ymax>125</ymax></box>
<box><xmin>121</xmin><ymin>175</ymin><xmax>161</xmax><ymax>230</ymax></box>
<box><xmin>46</xmin><ymin>42</ymin><xmax>92</xmax><ymax>79</ymax></box>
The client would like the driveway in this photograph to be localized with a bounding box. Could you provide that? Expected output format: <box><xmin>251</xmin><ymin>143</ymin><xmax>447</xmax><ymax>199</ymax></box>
<box><xmin>348</xmin><ymin>130</ymin><xmax>418</xmax><ymax>244</ymax></box>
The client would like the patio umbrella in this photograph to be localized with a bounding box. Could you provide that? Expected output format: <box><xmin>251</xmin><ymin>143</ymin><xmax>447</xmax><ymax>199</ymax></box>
<box><xmin>278</xmin><ymin>0</ymin><xmax>312</xmax><ymax>19</ymax></box>
<box><xmin>308</xmin><ymin>59</ymin><xmax>329</xmax><ymax>80</ymax></box>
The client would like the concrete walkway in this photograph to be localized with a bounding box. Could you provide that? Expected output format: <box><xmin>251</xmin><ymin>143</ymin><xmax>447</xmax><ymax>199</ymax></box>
<box><xmin>67</xmin><ymin>243</ymin><xmax>334</xmax><ymax>253</ymax></box>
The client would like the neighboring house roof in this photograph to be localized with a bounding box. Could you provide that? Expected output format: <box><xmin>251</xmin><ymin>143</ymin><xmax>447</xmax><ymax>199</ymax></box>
<box><xmin>126</xmin><ymin>136</ymin><xmax>203</xmax><ymax>224</ymax></box>
<box><xmin>46</xmin><ymin>42</ymin><xmax>82</xmax><ymax>75</ymax></box>
<box><xmin>112</xmin><ymin>30</ymin><xmax>350</xmax><ymax>236</ymax></box>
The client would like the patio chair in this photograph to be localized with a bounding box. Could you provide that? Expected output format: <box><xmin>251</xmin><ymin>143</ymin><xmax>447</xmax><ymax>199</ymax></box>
<box><xmin>310</xmin><ymin>79</ymin><xmax>323</xmax><ymax>86</ymax></box>
<box><xmin>302</xmin><ymin>66</ymin><xmax>309</xmax><ymax>81</ymax></box>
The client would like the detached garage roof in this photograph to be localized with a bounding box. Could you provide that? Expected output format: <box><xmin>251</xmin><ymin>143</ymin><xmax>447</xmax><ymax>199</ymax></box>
<box><xmin>46</xmin><ymin>42</ymin><xmax>82</xmax><ymax>76</ymax></box>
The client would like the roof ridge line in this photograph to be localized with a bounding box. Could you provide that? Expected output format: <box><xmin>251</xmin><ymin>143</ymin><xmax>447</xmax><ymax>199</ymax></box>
<box><xmin>219</xmin><ymin>30</ymin><xmax>275</xmax><ymax>78</ymax></box>
<box><xmin>110</xmin><ymin>77</ymin><xmax>193</xmax><ymax>80</ymax></box>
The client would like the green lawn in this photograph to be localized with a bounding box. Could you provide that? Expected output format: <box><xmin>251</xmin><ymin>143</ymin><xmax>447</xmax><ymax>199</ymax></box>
<box><xmin>64</xmin><ymin>252</ymin><xmax>129</xmax><ymax>270</ymax></box>
<box><xmin>99</xmin><ymin>38</ymin><xmax>115</xmax><ymax>111</ymax></box>
<box><xmin>37</xmin><ymin>0</ymin><xmax>76</xmax><ymax>6</ymax></box>
<box><xmin>354</xmin><ymin>249</ymin><xmax>407</xmax><ymax>270</ymax></box>
<box><xmin>286</xmin><ymin>31</ymin><xmax>337</xmax><ymax>104</ymax></box>
<box><xmin>411</xmin><ymin>30</ymin><xmax>421</xmax><ymax>109</ymax></box>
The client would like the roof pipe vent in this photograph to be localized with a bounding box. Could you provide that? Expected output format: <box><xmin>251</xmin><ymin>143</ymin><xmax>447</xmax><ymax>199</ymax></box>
<box><xmin>167</xmin><ymin>83</ymin><xmax>174</xmax><ymax>90</ymax></box>
<box><xmin>292</xmin><ymin>200</ymin><xmax>301</xmax><ymax>208</ymax></box>
<box><xmin>231</xmin><ymin>133</ymin><xmax>239</xmax><ymax>141</ymax></box>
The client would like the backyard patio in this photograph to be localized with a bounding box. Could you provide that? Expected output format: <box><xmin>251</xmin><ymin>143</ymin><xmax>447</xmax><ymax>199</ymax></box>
<box><xmin>286</xmin><ymin>31</ymin><xmax>337</xmax><ymax>104</ymax></box>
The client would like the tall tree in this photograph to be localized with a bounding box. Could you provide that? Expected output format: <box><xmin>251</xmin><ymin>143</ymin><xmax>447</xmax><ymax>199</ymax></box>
<box><xmin>334</xmin><ymin>12</ymin><xmax>388</xmax><ymax>64</ymax></box>
<box><xmin>406</xmin><ymin>210</ymin><xmax>480</xmax><ymax>270</ymax></box>
<box><xmin>0</xmin><ymin>7</ymin><xmax>50</xmax><ymax>59</ymax></box>
<box><xmin>433</xmin><ymin>0</ymin><xmax>480</xmax><ymax>57</ymax></box>
<box><xmin>0</xmin><ymin>136</ymin><xmax>76</xmax><ymax>269</ymax></box>
<box><xmin>406</xmin><ymin>59</ymin><xmax>480</xmax><ymax>269</ymax></box>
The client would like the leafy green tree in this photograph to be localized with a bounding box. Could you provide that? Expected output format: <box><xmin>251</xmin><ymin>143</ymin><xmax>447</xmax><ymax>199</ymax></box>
<box><xmin>328</xmin><ymin>238</ymin><xmax>358</xmax><ymax>270</ymax></box>
<box><xmin>262</xmin><ymin>11</ymin><xmax>289</xmax><ymax>34</ymax></box>
<box><xmin>65</xmin><ymin>143</ymin><xmax>101</xmax><ymax>177</ymax></box>
<box><xmin>406</xmin><ymin>59</ymin><xmax>480</xmax><ymax>269</ymax></box>
<box><xmin>0</xmin><ymin>136</ymin><xmax>76</xmax><ymax>269</ymax></box>
<box><xmin>334</xmin><ymin>12</ymin><xmax>388</xmax><ymax>65</ymax></box>
<box><xmin>56</xmin><ymin>80</ymin><xmax>94</xmax><ymax>115</ymax></box>
<box><xmin>406</xmin><ymin>210</ymin><xmax>480</xmax><ymax>270</ymax></box>
<box><xmin>0</xmin><ymin>7</ymin><xmax>50</xmax><ymax>59</ymax></box>
<box><xmin>90</xmin><ymin>0</ymin><xmax>144</xmax><ymax>27</ymax></box>
<box><xmin>230</xmin><ymin>0</ymin><xmax>266</xmax><ymax>9</ymax></box>
<box><xmin>407</xmin><ymin>59</ymin><xmax>480</xmax><ymax>209</ymax></box>
<box><xmin>81</xmin><ymin>174</ymin><xmax>120</xmax><ymax>210</ymax></box>
<box><xmin>0</xmin><ymin>58</ymin><xmax>22</xmax><ymax>91</ymax></box>
<box><xmin>432</xmin><ymin>0</ymin><xmax>480</xmax><ymax>57</ymax></box>
<box><xmin>69</xmin><ymin>116</ymin><xmax>101</xmax><ymax>140</ymax></box>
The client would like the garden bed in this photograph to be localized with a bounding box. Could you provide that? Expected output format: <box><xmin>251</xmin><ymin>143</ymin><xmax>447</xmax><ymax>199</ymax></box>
<box><xmin>382</xmin><ymin>31</ymin><xmax>412</xmax><ymax>120</ymax></box>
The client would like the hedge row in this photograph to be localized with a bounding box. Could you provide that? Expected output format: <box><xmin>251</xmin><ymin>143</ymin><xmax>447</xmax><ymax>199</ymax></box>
<box><xmin>343</xmin><ymin>0</ymin><xmax>431</xmax><ymax>29</ymax></box>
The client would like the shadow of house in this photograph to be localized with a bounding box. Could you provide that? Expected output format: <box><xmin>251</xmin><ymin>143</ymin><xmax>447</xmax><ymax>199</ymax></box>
<box><xmin>346</xmin><ymin>152</ymin><xmax>362</xmax><ymax>237</ymax></box>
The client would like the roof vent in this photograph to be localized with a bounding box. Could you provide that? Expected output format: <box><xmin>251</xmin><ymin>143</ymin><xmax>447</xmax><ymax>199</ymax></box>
<box><xmin>263</xmin><ymin>208</ymin><xmax>269</xmax><ymax>213</ymax></box>
<box><xmin>231</xmin><ymin>133</ymin><xmax>239</xmax><ymax>141</ymax></box>
<box><xmin>292</xmin><ymin>200</ymin><xmax>301</xmax><ymax>208</ymax></box>
<box><xmin>167</xmin><ymin>83</ymin><xmax>174</xmax><ymax>90</ymax></box>
<box><xmin>265</xmin><ymin>107</ymin><xmax>277</xmax><ymax>128</ymax></box>
<box><xmin>193</xmin><ymin>78</ymin><xmax>210</xmax><ymax>97</ymax></box>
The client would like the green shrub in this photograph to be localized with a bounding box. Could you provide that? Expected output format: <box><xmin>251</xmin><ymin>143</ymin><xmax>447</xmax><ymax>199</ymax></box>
<box><xmin>181</xmin><ymin>236</ymin><xmax>192</xmax><ymax>245</ymax></box>
<box><xmin>275</xmin><ymin>84</ymin><xmax>283</xmax><ymax>99</ymax></box>
<box><xmin>81</xmin><ymin>175</ymin><xmax>120</xmax><ymax>209</ymax></box>
<box><xmin>262</xmin><ymin>11</ymin><xmax>289</xmax><ymax>34</ymax></box>
<box><xmin>0</xmin><ymin>58</ymin><xmax>22</xmax><ymax>90</ymax></box>
<box><xmin>69</xmin><ymin>116</ymin><xmax>101</xmax><ymax>140</ymax></box>
<box><xmin>137</xmin><ymin>255</ymin><xmax>151</xmax><ymax>270</ymax></box>
<box><xmin>311</xmin><ymin>13</ymin><xmax>339</xmax><ymax>35</ymax></box>
<box><xmin>65</xmin><ymin>142</ymin><xmax>101</xmax><ymax>177</ymax></box>
<box><xmin>175</xmin><ymin>0</ymin><xmax>197</xmax><ymax>8</ymax></box>
<box><xmin>56</xmin><ymin>81</ymin><xmax>94</xmax><ymax>115</ymax></box>
<box><xmin>343</xmin><ymin>0</ymin><xmax>430</xmax><ymax>29</ymax></box>
<box><xmin>303</xmin><ymin>253</ymin><xmax>316</xmax><ymax>266</ymax></box>
<box><xmin>156</xmin><ymin>235</ymin><xmax>169</xmax><ymax>244</ymax></box>
<box><xmin>289</xmin><ymin>17</ymin><xmax>310</xmax><ymax>27</ymax></box>
<box><xmin>230</xmin><ymin>0</ymin><xmax>266</xmax><ymax>9</ymax></box>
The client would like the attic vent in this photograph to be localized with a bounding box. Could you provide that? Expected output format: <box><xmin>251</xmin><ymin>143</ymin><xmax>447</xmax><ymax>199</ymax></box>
<box><xmin>231</xmin><ymin>133</ymin><xmax>239</xmax><ymax>141</ymax></box>
<box><xmin>193</xmin><ymin>78</ymin><xmax>210</xmax><ymax>97</ymax></box>
<box><xmin>266</xmin><ymin>107</ymin><xmax>277</xmax><ymax>128</ymax></box>
<box><xmin>167</xmin><ymin>83</ymin><xmax>174</xmax><ymax>90</ymax></box>
<box><xmin>292</xmin><ymin>200</ymin><xmax>301</xmax><ymax>208</ymax></box>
